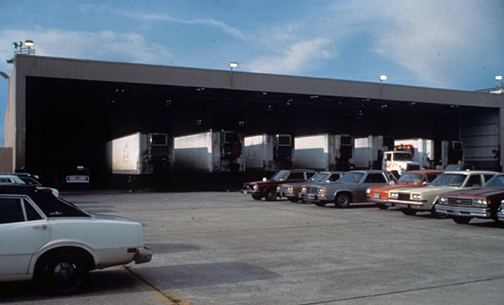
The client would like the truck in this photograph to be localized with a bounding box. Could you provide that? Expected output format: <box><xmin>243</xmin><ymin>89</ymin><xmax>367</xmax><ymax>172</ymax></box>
<box><xmin>174</xmin><ymin>130</ymin><xmax>245</xmax><ymax>173</ymax></box>
<box><xmin>293</xmin><ymin>134</ymin><xmax>354</xmax><ymax>171</ymax></box>
<box><xmin>106</xmin><ymin>132</ymin><xmax>174</xmax><ymax>175</ymax></box>
<box><xmin>393</xmin><ymin>139</ymin><xmax>464</xmax><ymax>169</ymax></box>
<box><xmin>354</xmin><ymin>135</ymin><xmax>394</xmax><ymax>169</ymax></box>
<box><xmin>244</xmin><ymin>134</ymin><xmax>293</xmax><ymax>171</ymax></box>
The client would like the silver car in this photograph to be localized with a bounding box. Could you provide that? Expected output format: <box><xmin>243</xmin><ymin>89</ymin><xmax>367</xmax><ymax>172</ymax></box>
<box><xmin>305</xmin><ymin>170</ymin><xmax>392</xmax><ymax>208</ymax></box>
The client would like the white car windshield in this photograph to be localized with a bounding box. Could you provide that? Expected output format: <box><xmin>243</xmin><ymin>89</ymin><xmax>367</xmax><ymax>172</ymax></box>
<box><xmin>398</xmin><ymin>173</ymin><xmax>423</xmax><ymax>184</ymax></box>
<box><xmin>483</xmin><ymin>174</ymin><xmax>504</xmax><ymax>188</ymax></box>
<box><xmin>430</xmin><ymin>173</ymin><xmax>466</xmax><ymax>187</ymax></box>
<box><xmin>337</xmin><ymin>172</ymin><xmax>364</xmax><ymax>184</ymax></box>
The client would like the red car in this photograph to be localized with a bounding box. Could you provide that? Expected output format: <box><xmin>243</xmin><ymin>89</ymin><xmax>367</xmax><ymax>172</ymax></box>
<box><xmin>367</xmin><ymin>170</ymin><xmax>444</xmax><ymax>209</ymax></box>
<box><xmin>241</xmin><ymin>169</ymin><xmax>316</xmax><ymax>201</ymax></box>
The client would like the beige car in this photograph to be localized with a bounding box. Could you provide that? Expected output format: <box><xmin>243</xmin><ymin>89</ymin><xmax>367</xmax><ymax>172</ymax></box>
<box><xmin>388</xmin><ymin>170</ymin><xmax>498</xmax><ymax>217</ymax></box>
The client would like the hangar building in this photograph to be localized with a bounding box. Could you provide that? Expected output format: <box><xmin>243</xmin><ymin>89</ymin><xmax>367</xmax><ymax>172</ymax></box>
<box><xmin>5</xmin><ymin>55</ymin><xmax>504</xmax><ymax>186</ymax></box>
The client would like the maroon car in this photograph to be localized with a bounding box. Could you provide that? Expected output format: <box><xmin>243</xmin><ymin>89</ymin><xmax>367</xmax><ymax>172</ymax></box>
<box><xmin>241</xmin><ymin>169</ymin><xmax>316</xmax><ymax>201</ymax></box>
<box><xmin>436</xmin><ymin>173</ymin><xmax>504</xmax><ymax>224</ymax></box>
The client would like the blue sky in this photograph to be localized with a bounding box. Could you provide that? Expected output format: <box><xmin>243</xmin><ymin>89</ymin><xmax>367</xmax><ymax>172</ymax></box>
<box><xmin>0</xmin><ymin>0</ymin><xmax>503</xmax><ymax>146</ymax></box>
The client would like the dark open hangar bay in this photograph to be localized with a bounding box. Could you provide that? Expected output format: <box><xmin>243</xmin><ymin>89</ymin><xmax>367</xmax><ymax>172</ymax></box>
<box><xmin>6</xmin><ymin>55</ymin><xmax>504</xmax><ymax>187</ymax></box>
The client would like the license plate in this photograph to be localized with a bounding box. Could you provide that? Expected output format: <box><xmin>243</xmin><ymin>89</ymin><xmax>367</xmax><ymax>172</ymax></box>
<box><xmin>66</xmin><ymin>176</ymin><xmax>89</xmax><ymax>183</ymax></box>
<box><xmin>374</xmin><ymin>193</ymin><xmax>380</xmax><ymax>199</ymax></box>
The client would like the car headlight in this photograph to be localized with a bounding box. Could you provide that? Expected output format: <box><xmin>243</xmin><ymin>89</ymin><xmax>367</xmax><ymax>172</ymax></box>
<box><xmin>253</xmin><ymin>184</ymin><xmax>259</xmax><ymax>191</ymax></box>
<box><xmin>287</xmin><ymin>187</ymin><xmax>293</xmax><ymax>194</ymax></box>
<box><xmin>389</xmin><ymin>192</ymin><xmax>398</xmax><ymax>199</ymax></box>
<box><xmin>318</xmin><ymin>187</ymin><xmax>327</xmax><ymax>195</ymax></box>
<box><xmin>472</xmin><ymin>199</ymin><xmax>487</xmax><ymax>207</ymax></box>
<box><xmin>439</xmin><ymin>197</ymin><xmax>447</xmax><ymax>204</ymax></box>
<box><xmin>366</xmin><ymin>188</ymin><xmax>371</xmax><ymax>194</ymax></box>
<box><xmin>276</xmin><ymin>186</ymin><xmax>281</xmax><ymax>192</ymax></box>
<box><xmin>411</xmin><ymin>193</ymin><xmax>422</xmax><ymax>201</ymax></box>
<box><xmin>301</xmin><ymin>186</ymin><xmax>307</xmax><ymax>194</ymax></box>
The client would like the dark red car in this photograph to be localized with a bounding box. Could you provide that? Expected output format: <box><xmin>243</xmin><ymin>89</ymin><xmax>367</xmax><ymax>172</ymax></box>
<box><xmin>436</xmin><ymin>173</ymin><xmax>504</xmax><ymax>224</ymax></box>
<box><xmin>241</xmin><ymin>169</ymin><xmax>316</xmax><ymax>201</ymax></box>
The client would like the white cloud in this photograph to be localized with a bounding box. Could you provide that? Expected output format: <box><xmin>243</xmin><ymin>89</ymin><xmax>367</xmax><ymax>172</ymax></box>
<box><xmin>0</xmin><ymin>28</ymin><xmax>173</xmax><ymax>73</ymax></box>
<box><xmin>247</xmin><ymin>38</ymin><xmax>331</xmax><ymax>75</ymax></box>
<box><xmin>123</xmin><ymin>12</ymin><xmax>248</xmax><ymax>41</ymax></box>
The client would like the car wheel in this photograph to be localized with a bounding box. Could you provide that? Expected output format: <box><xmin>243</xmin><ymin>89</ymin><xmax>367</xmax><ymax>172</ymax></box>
<box><xmin>452</xmin><ymin>216</ymin><xmax>471</xmax><ymax>224</ymax></box>
<box><xmin>264</xmin><ymin>189</ymin><xmax>277</xmax><ymax>201</ymax></box>
<box><xmin>315</xmin><ymin>202</ymin><xmax>326</xmax><ymax>207</ymax></box>
<box><xmin>376</xmin><ymin>203</ymin><xmax>388</xmax><ymax>210</ymax></box>
<box><xmin>38</xmin><ymin>253</ymin><xmax>87</xmax><ymax>294</ymax></box>
<box><xmin>288</xmin><ymin>198</ymin><xmax>299</xmax><ymax>203</ymax></box>
<box><xmin>251</xmin><ymin>194</ymin><xmax>262</xmax><ymax>200</ymax></box>
<box><xmin>401</xmin><ymin>208</ymin><xmax>417</xmax><ymax>216</ymax></box>
<box><xmin>335</xmin><ymin>193</ymin><xmax>351</xmax><ymax>208</ymax></box>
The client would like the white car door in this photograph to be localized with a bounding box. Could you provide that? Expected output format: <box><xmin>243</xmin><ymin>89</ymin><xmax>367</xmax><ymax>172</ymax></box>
<box><xmin>0</xmin><ymin>196</ymin><xmax>51</xmax><ymax>276</ymax></box>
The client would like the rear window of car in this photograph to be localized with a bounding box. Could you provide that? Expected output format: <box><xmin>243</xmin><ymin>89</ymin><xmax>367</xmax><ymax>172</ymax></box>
<box><xmin>31</xmin><ymin>192</ymin><xmax>89</xmax><ymax>218</ymax></box>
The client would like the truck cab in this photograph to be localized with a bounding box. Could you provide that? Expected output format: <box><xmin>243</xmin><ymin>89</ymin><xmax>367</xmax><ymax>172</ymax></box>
<box><xmin>382</xmin><ymin>151</ymin><xmax>421</xmax><ymax>176</ymax></box>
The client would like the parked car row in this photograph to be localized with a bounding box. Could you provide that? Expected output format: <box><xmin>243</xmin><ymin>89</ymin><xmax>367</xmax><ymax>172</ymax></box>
<box><xmin>242</xmin><ymin>169</ymin><xmax>396</xmax><ymax>209</ymax></box>
<box><xmin>242</xmin><ymin>168</ymin><xmax>504</xmax><ymax>226</ymax></box>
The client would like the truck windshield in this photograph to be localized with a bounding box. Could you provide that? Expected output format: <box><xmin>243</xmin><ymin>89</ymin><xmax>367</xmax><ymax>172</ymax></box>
<box><xmin>337</xmin><ymin>172</ymin><xmax>364</xmax><ymax>184</ymax></box>
<box><xmin>270</xmin><ymin>170</ymin><xmax>289</xmax><ymax>180</ymax></box>
<box><xmin>398</xmin><ymin>173</ymin><xmax>423</xmax><ymax>184</ymax></box>
<box><xmin>430</xmin><ymin>173</ymin><xmax>466</xmax><ymax>187</ymax></box>
<box><xmin>393</xmin><ymin>153</ymin><xmax>412</xmax><ymax>161</ymax></box>
<box><xmin>483</xmin><ymin>174</ymin><xmax>504</xmax><ymax>188</ymax></box>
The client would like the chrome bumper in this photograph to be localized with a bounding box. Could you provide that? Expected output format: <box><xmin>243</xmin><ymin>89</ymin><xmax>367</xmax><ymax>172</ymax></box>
<box><xmin>498</xmin><ymin>210</ymin><xmax>504</xmax><ymax>222</ymax></box>
<box><xmin>135</xmin><ymin>247</ymin><xmax>153</xmax><ymax>264</ymax></box>
<box><xmin>436</xmin><ymin>204</ymin><xmax>491</xmax><ymax>218</ymax></box>
<box><xmin>391</xmin><ymin>200</ymin><xmax>428</xmax><ymax>210</ymax></box>
<box><xmin>241</xmin><ymin>189</ymin><xmax>259</xmax><ymax>195</ymax></box>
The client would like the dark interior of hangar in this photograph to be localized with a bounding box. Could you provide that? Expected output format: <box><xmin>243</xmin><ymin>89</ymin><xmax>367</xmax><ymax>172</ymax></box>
<box><xmin>24</xmin><ymin>76</ymin><xmax>494</xmax><ymax>185</ymax></box>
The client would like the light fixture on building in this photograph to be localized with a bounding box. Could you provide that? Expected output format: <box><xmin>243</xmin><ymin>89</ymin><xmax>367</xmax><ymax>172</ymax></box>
<box><xmin>7</xmin><ymin>40</ymin><xmax>36</xmax><ymax>63</ymax></box>
<box><xmin>229</xmin><ymin>62</ymin><xmax>238</xmax><ymax>70</ymax></box>
<box><xmin>229</xmin><ymin>62</ymin><xmax>239</xmax><ymax>87</ymax></box>
<box><xmin>496</xmin><ymin>75</ymin><xmax>503</xmax><ymax>90</ymax></box>
<box><xmin>379</xmin><ymin>75</ymin><xmax>388</xmax><ymax>83</ymax></box>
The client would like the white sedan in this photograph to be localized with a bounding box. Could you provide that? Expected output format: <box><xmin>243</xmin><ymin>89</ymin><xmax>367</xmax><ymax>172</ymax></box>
<box><xmin>0</xmin><ymin>185</ymin><xmax>152</xmax><ymax>293</ymax></box>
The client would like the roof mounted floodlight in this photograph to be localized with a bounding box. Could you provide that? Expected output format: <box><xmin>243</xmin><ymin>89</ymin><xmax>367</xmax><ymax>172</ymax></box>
<box><xmin>229</xmin><ymin>62</ymin><xmax>238</xmax><ymax>70</ymax></box>
<box><xmin>379</xmin><ymin>75</ymin><xmax>388</xmax><ymax>82</ymax></box>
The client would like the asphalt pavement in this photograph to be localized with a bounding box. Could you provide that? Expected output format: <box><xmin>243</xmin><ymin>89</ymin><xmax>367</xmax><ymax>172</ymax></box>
<box><xmin>1</xmin><ymin>191</ymin><xmax>503</xmax><ymax>305</ymax></box>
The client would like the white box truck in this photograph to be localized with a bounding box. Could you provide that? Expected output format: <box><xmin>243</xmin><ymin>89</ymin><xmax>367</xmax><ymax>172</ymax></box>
<box><xmin>106</xmin><ymin>132</ymin><xmax>174</xmax><ymax>175</ymax></box>
<box><xmin>244</xmin><ymin>134</ymin><xmax>293</xmax><ymax>171</ymax></box>
<box><xmin>293</xmin><ymin>134</ymin><xmax>354</xmax><ymax>170</ymax></box>
<box><xmin>354</xmin><ymin>135</ymin><xmax>394</xmax><ymax>169</ymax></box>
<box><xmin>174</xmin><ymin>130</ymin><xmax>245</xmax><ymax>173</ymax></box>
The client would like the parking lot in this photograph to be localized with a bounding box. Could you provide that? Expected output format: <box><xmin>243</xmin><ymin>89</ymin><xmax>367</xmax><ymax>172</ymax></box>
<box><xmin>1</xmin><ymin>191</ymin><xmax>504</xmax><ymax>305</ymax></box>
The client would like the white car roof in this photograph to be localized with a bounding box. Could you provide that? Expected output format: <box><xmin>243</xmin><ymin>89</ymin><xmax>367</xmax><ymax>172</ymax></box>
<box><xmin>442</xmin><ymin>170</ymin><xmax>499</xmax><ymax>175</ymax></box>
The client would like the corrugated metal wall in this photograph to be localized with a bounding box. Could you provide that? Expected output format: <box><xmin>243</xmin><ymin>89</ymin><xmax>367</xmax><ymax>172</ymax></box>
<box><xmin>461</xmin><ymin>111</ymin><xmax>500</xmax><ymax>170</ymax></box>
<box><xmin>0</xmin><ymin>147</ymin><xmax>13</xmax><ymax>172</ymax></box>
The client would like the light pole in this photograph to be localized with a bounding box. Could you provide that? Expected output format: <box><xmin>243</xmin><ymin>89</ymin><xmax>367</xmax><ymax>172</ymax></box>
<box><xmin>496</xmin><ymin>75</ymin><xmax>503</xmax><ymax>92</ymax></box>
<box><xmin>379</xmin><ymin>75</ymin><xmax>387</xmax><ymax>97</ymax></box>
<box><xmin>229</xmin><ymin>62</ymin><xmax>238</xmax><ymax>87</ymax></box>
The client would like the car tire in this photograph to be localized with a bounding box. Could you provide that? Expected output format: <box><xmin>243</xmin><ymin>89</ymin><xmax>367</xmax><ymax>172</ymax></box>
<box><xmin>264</xmin><ymin>189</ymin><xmax>277</xmax><ymax>201</ymax></box>
<box><xmin>315</xmin><ymin>202</ymin><xmax>326</xmax><ymax>207</ymax></box>
<box><xmin>452</xmin><ymin>216</ymin><xmax>471</xmax><ymax>224</ymax></box>
<box><xmin>401</xmin><ymin>208</ymin><xmax>417</xmax><ymax>216</ymax></box>
<box><xmin>288</xmin><ymin>198</ymin><xmax>299</xmax><ymax>203</ymax></box>
<box><xmin>335</xmin><ymin>193</ymin><xmax>351</xmax><ymax>208</ymax></box>
<box><xmin>38</xmin><ymin>253</ymin><xmax>87</xmax><ymax>294</ymax></box>
<box><xmin>376</xmin><ymin>203</ymin><xmax>388</xmax><ymax>210</ymax></box>
<box><xmin>251</xmin><ymin>194</ymin><xmax>262</xmax><ymax>200</ymax></box>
